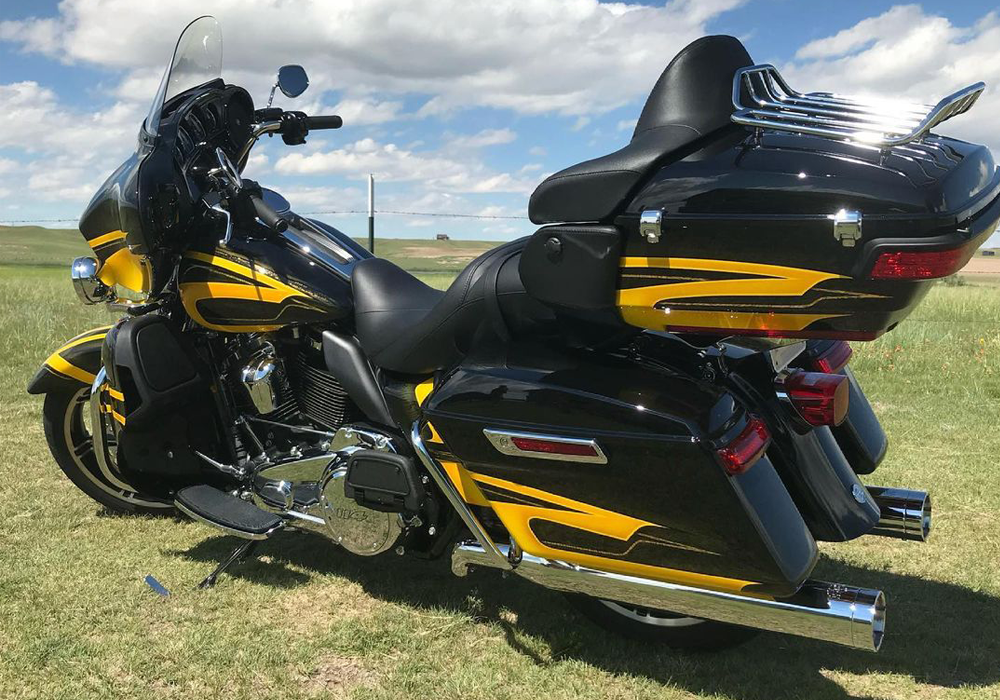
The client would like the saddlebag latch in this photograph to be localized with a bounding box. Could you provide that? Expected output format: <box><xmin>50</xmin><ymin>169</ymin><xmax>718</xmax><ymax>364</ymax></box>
<box><xmin>831</xmin><ymin>209</ymin><xmax>863</xmax><ymax>247</ymax></box>
<box><xmin>640</xmin><ymin>209</ymin><xmax>663</xmax><ymax>244</ymax></box>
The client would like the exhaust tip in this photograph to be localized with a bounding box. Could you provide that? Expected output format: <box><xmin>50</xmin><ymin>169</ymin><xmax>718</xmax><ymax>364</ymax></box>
<box><xmin>868</xmin><ymin>487</ymin><xmax>932</xmax><ymax>542</ymax></box>
<box><xmin>869</xmin><ymin>590</ymin><xmax>887</xmax><ymax>652</ymax></box>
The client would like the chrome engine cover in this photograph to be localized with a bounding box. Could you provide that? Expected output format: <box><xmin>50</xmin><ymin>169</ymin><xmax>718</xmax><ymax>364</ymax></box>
<box><xmin>320</xmin><ymin>466</ymin><xmax>403</xmax><ymax>556</ymax></box>
<box><xmin>252</xmin><ymin>425</ymin><xmax>404</xmax><ymax>556</ymax></box>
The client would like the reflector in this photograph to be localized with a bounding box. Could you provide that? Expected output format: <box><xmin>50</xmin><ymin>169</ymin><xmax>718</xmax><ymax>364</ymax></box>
<box><xmin>870</xmin><ymin>247</ymin><xmax>966</xmax><ymax>280</ymax></box>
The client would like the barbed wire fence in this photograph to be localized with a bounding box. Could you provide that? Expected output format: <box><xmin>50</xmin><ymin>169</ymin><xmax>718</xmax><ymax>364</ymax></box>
<box><xmin>0</xmin><ymin>209</ymin><xmax>532</xmax><ymax>226</ymax></box>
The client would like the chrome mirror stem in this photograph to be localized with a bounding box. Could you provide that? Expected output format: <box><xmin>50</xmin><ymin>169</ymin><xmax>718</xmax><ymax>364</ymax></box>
<box><xmin>210</xmin><ymin>203</ymin><xmax>233</xmax><ymax>247</ymax></box>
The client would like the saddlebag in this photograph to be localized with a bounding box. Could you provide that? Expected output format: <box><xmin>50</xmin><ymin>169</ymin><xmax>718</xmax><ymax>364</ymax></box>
<box><xmin>422</xmin><ymin>341</ymin><xmax>818</xmax><ymax>597</ymax></box>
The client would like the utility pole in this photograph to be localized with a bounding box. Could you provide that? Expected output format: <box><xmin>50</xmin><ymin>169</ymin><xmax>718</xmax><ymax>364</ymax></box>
<box><xmin>367</xmin><ymin>173</ymin><xmax>375</xmax><ymax>253</ymax></box>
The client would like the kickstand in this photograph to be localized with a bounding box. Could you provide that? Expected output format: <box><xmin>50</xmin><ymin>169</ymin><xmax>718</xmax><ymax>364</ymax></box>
<box><xmin>197</xmin><ymin>539</ymin><xmax>259</xmax><ymax>589</ymax></box>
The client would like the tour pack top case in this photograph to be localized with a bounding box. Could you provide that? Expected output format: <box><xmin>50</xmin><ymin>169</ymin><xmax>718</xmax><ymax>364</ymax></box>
<box><xmin>523</xmin><ymin>36</ymin><xmax>1000</xmax><ymax>341</ymax></box>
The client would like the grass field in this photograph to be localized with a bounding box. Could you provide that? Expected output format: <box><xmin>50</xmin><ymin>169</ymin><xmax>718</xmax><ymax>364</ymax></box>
<box><xmin>1</xmin><ymin>230</ymin><xmax>1000</xmax><ymax>699</ymax></box>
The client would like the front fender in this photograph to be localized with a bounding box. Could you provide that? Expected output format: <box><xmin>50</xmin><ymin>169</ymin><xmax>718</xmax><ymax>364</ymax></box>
<box><xmin>26</xmin><ymin>326</ymin><xmax>112</xmax><ymax>395</ymax></box>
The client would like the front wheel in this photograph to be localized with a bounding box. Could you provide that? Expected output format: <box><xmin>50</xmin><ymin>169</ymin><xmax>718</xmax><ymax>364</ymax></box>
<box><xmin>42</xmin><ymin>388</ymin><xmax>173</xmax><ymax>515</ymax></box>
<box><xmin>567</xmin><ymin>594</ymin><xmax>760</xmax><ymax>651</ymax></box>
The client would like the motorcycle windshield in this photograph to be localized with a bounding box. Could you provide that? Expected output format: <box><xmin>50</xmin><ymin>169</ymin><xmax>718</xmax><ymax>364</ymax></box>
<box><xmin>144</xmin><ymin>16</ymin><xmax>222</xmax><ymax>135</ymax></box>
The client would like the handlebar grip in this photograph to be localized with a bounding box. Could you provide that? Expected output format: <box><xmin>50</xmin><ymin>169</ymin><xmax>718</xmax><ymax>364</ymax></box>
<box><xmin>250</xmin><ymin>195</ymin><xmax>289</xmax><ymax>233</ymax></box>
<box><xmin>304</xmin><ymin>115</ymin><xmax>343</xmax><ymax>130</ymax></box>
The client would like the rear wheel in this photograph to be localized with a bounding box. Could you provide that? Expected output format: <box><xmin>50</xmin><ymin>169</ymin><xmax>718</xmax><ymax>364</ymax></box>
<box><xmin>42</xmin><ymin>388</ymin><xmax>173</xmax><ymax>515</ymax></box>
<box><xmin>567</xmin><ymin>594</ymin><xmax>760</xmax><ymax>651</ymax></box>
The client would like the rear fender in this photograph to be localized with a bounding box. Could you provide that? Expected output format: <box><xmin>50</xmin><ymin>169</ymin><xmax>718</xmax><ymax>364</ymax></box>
<box><xmin>26</xmin><ymin>326</ymin><xmax>112</xmax><ymax>395</ymax></box>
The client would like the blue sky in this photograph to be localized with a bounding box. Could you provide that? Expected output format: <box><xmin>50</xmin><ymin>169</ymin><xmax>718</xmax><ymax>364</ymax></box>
<box><xmin>1</xmin><ymin>0</ymin><xmax>998</xmax><ymax>245</ymax></box>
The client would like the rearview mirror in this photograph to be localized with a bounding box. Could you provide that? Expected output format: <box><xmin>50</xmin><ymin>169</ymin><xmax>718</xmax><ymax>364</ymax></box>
<box><xmin>277</xmin><ymin>65</ymin><xmax>309</xmax><ymax>98</ymax></box>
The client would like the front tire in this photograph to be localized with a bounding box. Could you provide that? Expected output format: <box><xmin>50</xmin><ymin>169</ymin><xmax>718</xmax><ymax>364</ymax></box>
<box><xmin>567</xmin><ymin>594</ymin><xmax>760</xmax><ymax>651</ymax></box>
<box><xmin>42</xmin><ymin>388</ymin><xmax>173</xmax><ymax>515</ymax></box>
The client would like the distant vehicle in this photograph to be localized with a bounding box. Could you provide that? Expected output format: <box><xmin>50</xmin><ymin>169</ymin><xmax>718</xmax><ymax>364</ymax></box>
<box><xmin>984</xmin><ymin>250</ymin><xmax>996</xmax><ymax>256</ymax></box>
<box><xmin>436</xmin><ymin>233</ymin><xmax>450</xmax><ymax>240</ymax></box>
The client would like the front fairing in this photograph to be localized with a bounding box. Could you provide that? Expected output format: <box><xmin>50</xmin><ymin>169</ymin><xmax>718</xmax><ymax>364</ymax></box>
<box><xmin>78</xmin><ymin>141</ymin><xmax>153</xmax><ymax>297</ymax></box>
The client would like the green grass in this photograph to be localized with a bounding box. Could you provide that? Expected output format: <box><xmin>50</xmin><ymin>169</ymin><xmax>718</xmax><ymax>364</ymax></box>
<box><xmin>2</xmin><ymin>251</ymin><xmax>1000</xmax><ymax>698</ymax></box>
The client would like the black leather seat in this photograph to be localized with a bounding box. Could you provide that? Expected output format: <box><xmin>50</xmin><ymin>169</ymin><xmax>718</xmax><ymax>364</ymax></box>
<box><xmin>527</xmin><ymin>35</ymin><xmax>753</xmax><ymax>224</ymax></box>
<box><xmin>351</xmin><ymin>238</ymin><xmax>555</xmax><ymax>374</ymax></box>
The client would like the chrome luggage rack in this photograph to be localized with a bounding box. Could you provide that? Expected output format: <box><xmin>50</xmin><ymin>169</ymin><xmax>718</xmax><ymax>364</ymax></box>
<box><xmin>731</xmin><ymin>64</ymin><xmax>985</xmax><ymax>148</ymax></box>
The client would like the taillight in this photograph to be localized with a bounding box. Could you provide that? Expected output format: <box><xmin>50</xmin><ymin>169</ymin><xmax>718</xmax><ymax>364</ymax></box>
<box><xmin>805</xmin><ymin>341</ymin><xmax>853</xmax><ymax>374</ymax></box>
<box><xmin>716</xmin><ymin>416</ymin><xmax>770</xmax><ymax>475</ymax></box>
<box><xmin>870</xmin><ymin>247</ymin><xmax>967</xmax><ymax>280</ymax></box>
<box><xmin>776</xmin><ymin>370</ymin><xmax>849</xmax><ymax>427</ymax></box>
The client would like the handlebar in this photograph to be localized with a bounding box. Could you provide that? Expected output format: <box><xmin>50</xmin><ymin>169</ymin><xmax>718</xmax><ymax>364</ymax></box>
<box><xmin>304</xmin><ymin>115</ymin><xmax>342</xmax><ymax>130</ymax></box>
<box><xmin>249</xmin><ymin>194</ymin><xmax>288</xmax><ymax>233</ymax></box>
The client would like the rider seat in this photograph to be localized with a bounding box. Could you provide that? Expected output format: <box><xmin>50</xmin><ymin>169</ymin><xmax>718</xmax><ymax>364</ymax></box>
<box><xmin>527</xmin><ymin>35</ymin><xmax>753</xmax><ymax>224</ymax></box>
<box><xmin>351</xmin><ymin>238</ymin><xmax>554</xmax><ymax>374</ymax></box>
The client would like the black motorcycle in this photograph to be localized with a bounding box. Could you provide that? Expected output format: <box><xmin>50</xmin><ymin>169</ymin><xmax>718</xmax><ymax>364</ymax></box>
<box><xmin>29</xmin><ymin>17</ymin><xmax>999</xmax><ymax>652</ymax></box>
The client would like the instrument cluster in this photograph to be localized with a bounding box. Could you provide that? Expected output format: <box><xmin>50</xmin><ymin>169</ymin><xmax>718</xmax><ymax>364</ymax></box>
<box><xmin>174</xmin><ymin>87</ymin><xmax>254</xmax><ymax>174</ymax></box>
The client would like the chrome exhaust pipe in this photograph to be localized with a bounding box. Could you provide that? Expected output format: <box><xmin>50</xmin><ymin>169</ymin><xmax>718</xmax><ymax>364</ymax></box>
<box><xmin>867</xmin><ymin>487</ymin><xmax>931</xmax><ymax>542</ymax></box>
<box><xmin>453</xmin><ymin>542</ymin><xmax>886</xmax><ymax>652</ymax></box>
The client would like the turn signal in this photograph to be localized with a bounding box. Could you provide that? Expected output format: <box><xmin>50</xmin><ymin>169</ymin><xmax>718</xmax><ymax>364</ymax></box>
<box><xmin>776</xmin><ymin>370</ymin><xmax>849</xmax><ymax>427</ymax></box>
<box><xmin>805</xmin><ymin>341</ymin><xmax>853</xmax><ymax>374</ymax></box>
<box><xmin>870</xmin><ymin>247</ymin><xmax>966</xmax><ymax>279</ymax></box>
<box><xmin>716</xmin><ymin>416</ymin><xmax>770</xmax><ymax>476</ymax></box>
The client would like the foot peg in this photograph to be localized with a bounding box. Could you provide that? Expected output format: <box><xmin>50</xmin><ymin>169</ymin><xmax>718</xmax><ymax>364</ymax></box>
<box><xmin>175</xmin><ymin>484</ymin><xmax>283</xmax><ymax>540</ymax></box>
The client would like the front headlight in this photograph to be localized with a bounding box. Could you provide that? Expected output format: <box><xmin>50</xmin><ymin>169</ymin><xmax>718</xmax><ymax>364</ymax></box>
<box><xmin>70</xmin><ymin>256</ymin><xmax>113</xmax><ymax>305</ymax></box>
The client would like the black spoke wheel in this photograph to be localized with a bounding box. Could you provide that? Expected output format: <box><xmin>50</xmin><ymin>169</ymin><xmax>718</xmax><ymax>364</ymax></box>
<box><xmin>567</xmin><ymin>594</ymin><xmax>760</xmax><ymax>651</ymax></box>
<box><xmin>42</xmin><ymin>388</ymin><xmax>173</xmax><ymax>515</ymax></box>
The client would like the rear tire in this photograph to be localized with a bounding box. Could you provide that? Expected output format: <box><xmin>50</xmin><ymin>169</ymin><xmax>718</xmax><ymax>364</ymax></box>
<box><xmin>42</xmin><ymin>388</ymin><xmax>173</xmax><ymax>515</ymax></box>
<box><xmin>567</xmin><ymin>594</ymin><xmax>760</xmax><ymax>651</ymax></box>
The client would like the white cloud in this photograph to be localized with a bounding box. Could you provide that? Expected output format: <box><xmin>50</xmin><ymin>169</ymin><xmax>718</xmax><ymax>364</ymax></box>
<box><xmin>0</xmin><ymin>0</ymin><xmax>747</xmax><ymax>117</ymax></box>
<box><xmin>446</xmin><ymin>128</ymin><xmax>517</xmax><ymax>149</ymax></box>
<box><xmin>275</xmin><ymin>137</ymin><xmax>535</xmax><ymax>193</ymax></box>
<box><xmin>328</xmin><ymin>96</ymin><xmax>404</xmax><ymax>125</ymax></box>
<box><xmin>0</xmin><ymin>81</ymin><xmax>142</xmax><ymax>204</ymax></box>
<box><xmin>783</xmin><ymin>7</ymin><xmax>1000</xmax><ymax>154</ymax></box>
<box><xmin>616</xmin><ymin>118</ymin><xmax>638</xmax><ymax>132</ymax></box>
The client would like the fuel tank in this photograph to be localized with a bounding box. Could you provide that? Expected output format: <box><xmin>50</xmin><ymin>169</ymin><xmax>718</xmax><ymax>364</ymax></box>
<box><xmin>421</xmin><ymin>341</ymin><xmax>818</xmax><ymax>597</ymax></box>
<box><xmin>178</xmin><ymin>216</ymin><xmax>367</xmax><ymax>333</ymax></box>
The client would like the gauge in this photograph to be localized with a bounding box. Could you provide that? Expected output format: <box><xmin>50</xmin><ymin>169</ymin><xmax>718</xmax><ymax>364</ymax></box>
<box><xmin>225</xmin><ymin>92</ymin><xmax>253</xmax><ymax>147</ymax></box>
<box><xmin>185</xmin><ymin>111</ymin><xmax>205</xmax><ymax>142</ymax></box>
<box><xmin>176</xmin><ymin>125</ymin><xmax>194</xmax><ymax>158</ymax></box>
<box><xmin>198</xmin><ymin>104</ymin><xmax>217</xmax><ymax>134</ymax></box>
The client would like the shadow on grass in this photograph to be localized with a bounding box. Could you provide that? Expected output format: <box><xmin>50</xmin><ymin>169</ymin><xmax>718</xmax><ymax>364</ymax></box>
<box><xmin>177</xmin><ymin>533</ymin><xmax>1000</xmax><ymax>700</ymax></box>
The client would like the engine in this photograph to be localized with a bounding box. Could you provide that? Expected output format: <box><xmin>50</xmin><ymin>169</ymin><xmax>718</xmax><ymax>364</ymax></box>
<box><xmin>228</xmin><ymin>333</ymin><xmax>434</xmax><ymax>557</ymax></box>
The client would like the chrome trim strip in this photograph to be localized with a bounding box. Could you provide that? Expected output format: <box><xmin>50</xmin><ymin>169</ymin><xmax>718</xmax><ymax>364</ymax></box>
<box><xmin>411</xmin><ymin>422</ymin><xmax>511</xmax><ymax>570</ymax></box>
<box><xmin>732</xmin><ymin>63</ymin><xmax>984</xmax><ymax>148</ymax></box>
<box><xmin>452</xmin><ymin>541</ymin><xmax>886</xmax><ymax>652</ymax></box>
<box><xmin>482</xmin><ymin>428</ymin><xmax>608</xmax><ymax>465</ymax></box>
<box><xmin>867</xmin><ymin>486</ymin><xmax>932</xmax><ymax>542</ymax></box>
<box><xmin>174</xmin><ymin>499</ymin><xmax>282</xmax><ymax>541</ymax></box>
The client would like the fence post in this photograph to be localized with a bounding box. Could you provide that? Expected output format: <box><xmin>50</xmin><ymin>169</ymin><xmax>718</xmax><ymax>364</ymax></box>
<box><xmin>368</xmin><ymin>173</ymin><xmax>375</xmax><ymax>253</ymax></box>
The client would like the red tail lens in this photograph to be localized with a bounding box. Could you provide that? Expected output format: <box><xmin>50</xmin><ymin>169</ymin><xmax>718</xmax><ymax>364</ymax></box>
<box><xmin>777</xmin><ymin>370</ymin><xmax>849</xmax><ymax>427</ymax></box>
<box><xmin>510</xmin><ymin>436</ymin><xmax>599</xmax><ymax>458</ymax></box>
<box><xmin>806</xmin><ymin>341</ymin><xmax>853</xmax><ymax>374</ymax></box>
<box><xmin>716</xmin><ymin>416</ymin><xmax>770</xmax><ymax>476</ymax></box>
<box><xmin>870</xmin><ymin>247</ymin><xmax>966</xmax><ymax>280</ymax></box>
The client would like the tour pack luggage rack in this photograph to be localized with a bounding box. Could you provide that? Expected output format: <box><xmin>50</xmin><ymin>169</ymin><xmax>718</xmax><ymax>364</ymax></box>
<box><xmin>731</xmin><ymin>64</ymin><xmax>985</xmax><ymax>148</ymax></box>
